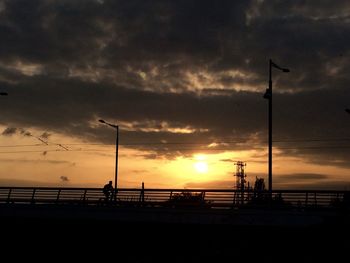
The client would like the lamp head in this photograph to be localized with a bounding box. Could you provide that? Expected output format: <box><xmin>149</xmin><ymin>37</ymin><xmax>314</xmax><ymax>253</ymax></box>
<box><xmin>0</xmin><ymin>92</ymin><xmax>8</xmax><ymax>96</ymax></box>
<box><xmin>345</xmin><ymin>109</ymin><xmax>350</xmax><ymax>114</ymax></box>
<box><xmin>99</xmin><ymin>119</ymin><xmax>106</xmax><ymax>124</ymax></box>
<box><xmin>271</xmin><ymin>60</ymin><xmax>290</xmax><ymax>73</ymax></box>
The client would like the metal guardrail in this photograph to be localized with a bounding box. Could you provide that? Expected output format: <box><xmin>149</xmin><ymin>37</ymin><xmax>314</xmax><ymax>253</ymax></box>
<box><xmin>0</xmin><ymin>187</ymin><xmax>349</xmax><ymax>209</ymax></box>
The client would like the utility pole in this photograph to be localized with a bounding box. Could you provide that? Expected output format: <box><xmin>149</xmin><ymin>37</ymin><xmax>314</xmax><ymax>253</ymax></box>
<box><xmin>263</xmin><ymin>59</ymin><xmax>289</xmax><ymax>193</ymax></box>
<box><xmin>99</xmin><ymin>119</ymin><xmax>119</xmax><ymax>191</ymax></box>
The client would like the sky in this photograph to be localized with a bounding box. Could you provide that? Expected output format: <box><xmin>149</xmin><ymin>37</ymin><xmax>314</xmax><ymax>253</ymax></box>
<box><xmin>0</xmin><ymin>0</ymin><xmax>350</xmax><ymax>190</ymax></box>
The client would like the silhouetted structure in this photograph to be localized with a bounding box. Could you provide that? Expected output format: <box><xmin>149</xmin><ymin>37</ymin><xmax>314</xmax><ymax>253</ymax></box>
<box><xmin>234</xmin><ymin>161</ymin><xmax>247</xmax><ymax>204</ymax></box>
<box><xmin>166</xmin><ymin>191</ymin><xmax>209</xmax><ymax>208</ymax></box>
<box><xmin>254</xmin><ymin>177</ymin><xmax>266</xmax><ymax>192</ymax></box>
<box><xmin>99</xmin><ymin>119</ymin><xmax>119</xmax><ymax>190</ymax></box>
<box><xmin>263</xmin><ymin>59</ymin><xmax>289</xmax><ymax>193</ymax></box>
<box><xmin>1</xmin><ymin>186</ymin><xmax>349</xmax><ymax>212</ymax></box>
<box><xmin>252</xmin><ymin>177</ymin><xmax>267</xmax><ymax>205</ymax></box>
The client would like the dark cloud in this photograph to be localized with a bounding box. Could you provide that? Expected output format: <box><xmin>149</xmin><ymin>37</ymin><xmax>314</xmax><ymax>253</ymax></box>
<box><xmin>1</xmin><ymin>127</ymin><xmax>17</xmax><ymax>136</ymax></box>
<box><xmin>0</xmin><ymin>158</ymin><xmax>75</xmax><ymax>165</ymax></box>
<box><xmin>136</xmin><ymin>153</ymin><xmax>158</xmax><ymax>160</ymax></box>
<box><xmin>1</xmin><ymin>127</ymin><xmax>39</xmax><ymax>139</ymax></box>
<box><xmin>2</xmin><ymin>77</ymin><xmax>349</xmax><ymax>164</ymax></box>
<box><xmin>274</xmin><ymin>180</ymin><xmax>350</xmax><ymax>190</ymax></box>
<box><xmin>220</xmin><ymin>158</ymin><xmax>266</xmax><ymax>164</ymax></box>
<box><xmin>271</xmin><ymin>173</ymin><xmax>349</xmax><ymax>190</ymax></box>
<box><xmin>19</xmin><ymin>128</ymin><xmax>32</xmax><ymax>137</ymax></box>
<box><xmin>1</xmin><ymin>0</ymin><xmax>348</xmax><ymax>93</ymax></box>
<box><xmin>277</xmin><ymin>173</ymin><xmax>329</xmax><ymax>181</ymax></box>
<box><xmin>132</xmin><ymin>169</ymin><xmax>148</xmax><ymax>174</ymax></box>
<box><xmin>0</xmin><ymin>178</ymin><xmax>54</xmax><ymax>187</ymax></box>
<box><xmin>60</xmin><ymin>176</ymin><xmax>69</xmax><ymax>182</ymax></box>
<box><xmin>220</xmin><ymin>159</ymin><xmax>234</xmax><ymax>163</ymax></box>
<box><xmin>0</xmin><ymin>178</ymin><xmax>97</xmax><ymax>187</ymax></box>
<box><xmin>0</xmin><ymin>0</ymin><xmax>349</xmax><ymax>171</ymax></box>
<box><xmin>40</xmin><ymin>132</ymin><xmax>51</xmax><ymax>139</ymax></box>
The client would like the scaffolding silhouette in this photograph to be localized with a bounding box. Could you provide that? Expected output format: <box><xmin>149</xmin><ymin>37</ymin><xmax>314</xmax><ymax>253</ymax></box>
<box><xmin>233</xmin><ymin>161</ymin><xmax>247</xmax><ymax>205</ymax></box>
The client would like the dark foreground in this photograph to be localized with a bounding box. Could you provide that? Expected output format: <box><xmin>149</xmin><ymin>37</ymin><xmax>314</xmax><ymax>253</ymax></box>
<box><xmin>2</xmin><ymin>218</ymin><xmax>349</xmax><ymax>263</ymax></box>
<box><xmin>1</xmin><ymin>206</ymin><xmax>349</xmax><ymax>262</ymax></box>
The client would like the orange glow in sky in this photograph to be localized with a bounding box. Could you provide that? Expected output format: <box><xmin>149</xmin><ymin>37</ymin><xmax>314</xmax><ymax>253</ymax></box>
<box><xmin>0</xmin><ymin>126</ymin><xmax>350</xmax><ymax>190</ymax></box>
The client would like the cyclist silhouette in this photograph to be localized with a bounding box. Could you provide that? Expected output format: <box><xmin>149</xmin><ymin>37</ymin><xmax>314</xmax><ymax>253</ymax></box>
<box><xmin>103</xmin><ymin>181</ymin><xmax>114</xmax><ymax>202</ymax></box>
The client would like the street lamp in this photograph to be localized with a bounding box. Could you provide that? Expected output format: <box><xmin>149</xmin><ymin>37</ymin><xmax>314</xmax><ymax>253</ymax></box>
<box><xmin>345</xmin><ymin>109</ymin><xmax>350</xmax><ymax>114</ymax></box>
<box><xmin>263</xmin><ymin>59</ymin><xmax>289</xmax><ymax>193</ymax></box>
<box><xmin>0</xmin><ymin>92</ymin><xmax>8</xmax><ymax>96</ymax></box>
<box><xmin>99</xmin><ymin>119</ymin><xmax>119</xmax><ymax>191</ymax></box>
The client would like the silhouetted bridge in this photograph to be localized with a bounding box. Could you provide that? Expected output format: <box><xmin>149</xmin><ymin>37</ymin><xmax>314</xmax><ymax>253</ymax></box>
<box><xmin>1</xmin><ymin>187</ymin><xmax>349</xmax><ymax>226</ymax></box>
<box><xmin>1</xmin><ymin>187</ymin><xmax>348</xmax><ymax>208</ymax></box>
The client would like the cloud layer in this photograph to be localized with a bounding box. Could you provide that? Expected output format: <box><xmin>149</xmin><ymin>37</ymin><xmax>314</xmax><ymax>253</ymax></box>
<box><xmin>0</xmin><ymin>0</ymin><xmax>349</xmax><ymax>169</ymax></box>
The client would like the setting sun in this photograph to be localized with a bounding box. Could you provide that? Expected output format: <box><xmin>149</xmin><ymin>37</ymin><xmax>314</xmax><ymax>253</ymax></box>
<box><xmin>194</xmin><ymin>161</ymin><xmax>208</xmax><ymax>173</ymax></box>
<box><xmin>193</xmin><ymin>154</ymin><xmax>209</xmax><ymax>173</ymax></box>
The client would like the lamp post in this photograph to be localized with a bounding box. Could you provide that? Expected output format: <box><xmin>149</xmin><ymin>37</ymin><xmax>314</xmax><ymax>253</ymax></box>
<box><xmin>99</xmin><ymin>119</ymin><xmax>119</xmax><ymax>191</ymax></box>
<box><xmin>263</xmin><ymin>59</ymin><xmax>289</xmax><ymax>193</ymax></box>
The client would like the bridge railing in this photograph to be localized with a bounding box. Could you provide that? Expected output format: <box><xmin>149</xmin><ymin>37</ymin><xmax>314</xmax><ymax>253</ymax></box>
<box><xmin>0</xmin><ymin>187</ymin><xmax>348</xmax><ymax>209</ymax></box>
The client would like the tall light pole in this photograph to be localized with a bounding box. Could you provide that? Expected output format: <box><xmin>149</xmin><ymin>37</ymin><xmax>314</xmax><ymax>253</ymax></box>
<box><xmin>99</xmin><ymin>119</ymin><xmax>119</xmax><ymax>191</ymax></box>
<box><xmin>263</xmin><ymin>59</ymin><xmax>289</xmax><ymax>193</ymax></box>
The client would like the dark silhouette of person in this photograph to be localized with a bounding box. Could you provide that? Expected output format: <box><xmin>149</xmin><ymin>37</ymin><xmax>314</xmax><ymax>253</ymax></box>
<box><xmin>103</xmin><ymin>181</ymin><xmax>114</xmax><ymax>202</ymax></box>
